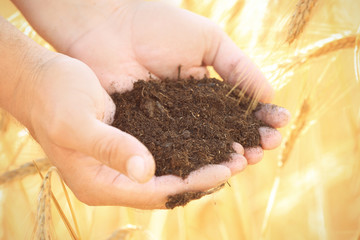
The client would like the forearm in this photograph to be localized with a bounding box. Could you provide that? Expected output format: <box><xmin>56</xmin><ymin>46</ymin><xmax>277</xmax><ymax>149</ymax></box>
<box><xmin>10</xmin><ymin>0</ymin><xmax>125</xmax><ymax>52</ymax></box>
<box><xmin>0</xmin><ymin>17</ymin><xmax>55</xmax><ymax>128</ymax></box>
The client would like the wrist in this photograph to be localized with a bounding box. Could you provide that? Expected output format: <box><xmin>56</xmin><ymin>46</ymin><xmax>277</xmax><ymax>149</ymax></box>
<box><xmin>13</xmin><ymin>49</ymin><xmax>58</xmax><ymax>131</ymax></box>
<box><xmin>0</xmin><ymin>17</ymin><xmax>59</xmax><ymax>131</ymax></box>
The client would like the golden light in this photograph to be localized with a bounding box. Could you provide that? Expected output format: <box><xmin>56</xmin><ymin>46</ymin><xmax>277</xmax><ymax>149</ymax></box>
<box><xmin>1</xmin><ymin>0</ymin><xmax>359</xmax><ymax>239</ymax></box>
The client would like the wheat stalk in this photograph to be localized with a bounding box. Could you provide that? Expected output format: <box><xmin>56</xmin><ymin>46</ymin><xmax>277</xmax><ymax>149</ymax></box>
<box><xmin>35</xmin><ymin>167</ymin><xmax>56</xmax><ymax>240</ymax></box>
<box><xmin>286</xmin><ymin>0</ymin><xmax>318</xmax><ymax>44</ymax></box>
<box><xmin>223</xmin><ymin>0</ymin><xmax>245</xmax><ymax>36</ymax></box>
<box><xmin>105</xmin><ymin>225</ymin><xmax>149</xmax><ymax>240</ymax></box>
<box><xmin>0</xmin><ymin>158</ymin><xmax>51</xmax><ymax>186</ymax></box>
<box><xmin>181</xmin><ymin>0</ymin><xmax>217</xmax><ymax>18</ymax></box>
<box><xmin>278</xmin><ymin>98</ymin><xmax>311</xmax><ymax>168</ymax></box>
<box><xmin>59</xmin><ymin>178</ymin><xmax>81</xmax><ymax>239</ymax></box>
<box><xmin>0</xmin><ymin>109</ymin><xmax>10</xmax><ymax>132</ymax></box>
<box><xmin>347</xmin><ymin>109</ymin><xmax>360</xmax><ymax>190</ymax></box>
<box><xmin>261</xmin><ymin>98</ymin><xmax>311</xmax><ymax>236</ymax></box>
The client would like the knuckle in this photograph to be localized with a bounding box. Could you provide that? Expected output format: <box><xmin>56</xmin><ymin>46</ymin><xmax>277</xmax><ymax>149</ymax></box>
<box><xmin>46</xmin><ymin>116</ymin><xmax>69</xmax><ymax>143</ymax></box>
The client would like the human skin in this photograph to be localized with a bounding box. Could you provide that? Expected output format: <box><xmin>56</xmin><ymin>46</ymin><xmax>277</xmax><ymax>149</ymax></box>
<box><xmin>2</xmin><ymin>0</ymin><xmax>290</xmax><ymax>209</ymax></box>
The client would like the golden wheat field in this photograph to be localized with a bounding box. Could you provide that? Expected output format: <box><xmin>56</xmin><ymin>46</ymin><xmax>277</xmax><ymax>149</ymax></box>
<box><xmin>1</xmin><ymin>0</ymin><xmax>360</xmax><ymax>239</ymax></box>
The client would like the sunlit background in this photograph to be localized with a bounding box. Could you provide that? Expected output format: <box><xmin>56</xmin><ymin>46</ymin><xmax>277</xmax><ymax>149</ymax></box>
<box><xmin>1</xmin><ymin>0</ymin><xmax>360</xmax><ymax>239</ymax></box>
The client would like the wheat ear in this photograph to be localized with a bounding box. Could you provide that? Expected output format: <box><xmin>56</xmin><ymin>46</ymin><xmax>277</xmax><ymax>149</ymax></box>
<box><xmin>286</xmin><ymin>0</ymin><xmax>318</xmax><ymax>44</ymax></box>
<box><xmin>0</xmin><ymin>158</ymin><xmax>51</xmax><ymax>186</ymax></box>
<box><xmin>278</xmin><ymin>98</ymin><xmax>311</xmax><ymax>167</ymax></box>
<box><xmin>307</xmin><ymin>35</ymin><xmax>357</xmax><ymax>59</ymax></box>
<box><xmin>280</xmin><ymin>34</ymin><xmax>358</xmax><ymax>73</ymax></box>
<box><xmin>35</xmin><ymin>167</ymin><xmax>56</xmax><ymax>240</ymax></box>
<box><xmin>33</xmin><ymin>163</ymin><xmax>79</xmax><ymax>240</ymax></box>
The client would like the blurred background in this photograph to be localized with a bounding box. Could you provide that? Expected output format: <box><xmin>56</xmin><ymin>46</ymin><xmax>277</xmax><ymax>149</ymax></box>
<box><xmin>1</xmin><ymin>0</ymin><xmax>359</xmax><ymax>239</ymax></box>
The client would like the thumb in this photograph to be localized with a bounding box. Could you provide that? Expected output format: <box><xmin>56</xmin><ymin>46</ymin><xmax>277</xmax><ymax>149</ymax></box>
<box><xmin>204</xmin><ymin>27</ymin><xmax>274</xmax><ymax>103</ymax></box>
<box><xmin>72</xmin><ymin>119</ymin><xmax>155</xmax><ymax>183</ymax></box>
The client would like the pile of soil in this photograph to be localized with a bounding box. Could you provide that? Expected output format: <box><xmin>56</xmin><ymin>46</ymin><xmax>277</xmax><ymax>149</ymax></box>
<box><xmin>111</xmin><ymin>77</ymin><xmax>267</xmax><ymax>208</ymax></box>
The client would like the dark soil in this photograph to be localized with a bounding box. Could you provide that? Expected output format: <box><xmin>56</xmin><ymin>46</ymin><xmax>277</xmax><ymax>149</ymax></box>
<box><xmin>111</xmin><ymin>77</ymin><xmax>267</xmax><ymax>208</ymax></box>
<box><xmin>165</xmin><ymin>183</ymin><xmax>225</xmax><ymax>209</ymax></box>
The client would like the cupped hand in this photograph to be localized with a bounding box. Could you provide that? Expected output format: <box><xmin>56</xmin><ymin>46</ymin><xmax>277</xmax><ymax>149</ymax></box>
<box><xmin>28</xmin><ymin>53</ymin><xmax>236</xmax><ymax>209</ymax></box>
<box><xmin>62</xmin><ymin>1</ymin><xmax>290</xmax><ymax>171</ymax></box>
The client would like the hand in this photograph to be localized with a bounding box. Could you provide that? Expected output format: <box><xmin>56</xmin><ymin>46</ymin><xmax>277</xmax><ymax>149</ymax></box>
<box><xmin>62</xmin><ymin>1</ymin><xmax>290</xmax><ymax>168</ymax></box>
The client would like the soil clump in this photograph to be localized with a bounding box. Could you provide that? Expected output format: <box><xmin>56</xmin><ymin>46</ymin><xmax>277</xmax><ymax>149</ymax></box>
<box><xmin>111</xmin><ymin>77</ymin><xmax>267</xmax><ymax>208</ymax></box>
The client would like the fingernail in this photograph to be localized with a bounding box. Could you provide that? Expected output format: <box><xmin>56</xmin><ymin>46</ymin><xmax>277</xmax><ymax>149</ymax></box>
<box><xmin>127</xmin><ymin>156</ymin><xmax>149</xmax><ymax>183</ymax></box>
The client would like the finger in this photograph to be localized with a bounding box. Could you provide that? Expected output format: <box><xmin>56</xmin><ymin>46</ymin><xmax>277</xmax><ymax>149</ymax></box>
<box><xmin>183</xmin><ymin>164</ymin><xmax>231</xmax><ymax>191</ymax></box>
<box><xmin>72</xmin><ymin>119</ymin><xmax>155</xmax><ymax>183</ymax></box>
<box><xmin>255</xmin><ymin>104</ymin><xmax>291</xmax><ymax>128</ymax></box>
<box><xmin>259</xmin><ymin>127</ymin><xmax>282</xmax><ymax>150</ymax></box>
<box><xmin>221</xmin><ymin>153</ymin><xmax>247</xmax><ymax>175</ymax></box>
<box><xmin>244</xmin><ymin>146</ymin><xmax>264</xmax><ymax>165</ymax></box>
<box><xmin>204</xmin><ymin>28</ymin><xmax>274</xmax><ymax>103</ymax></box>
<box><xmin>232</xmin><ymin>142</ymin><xmax>244</xmax><ymax>155</ymax></box>
<box><xmin>59</xmin><ymin>154</ymin><xmax>230</xmax><ymax>209</ymax></box>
